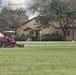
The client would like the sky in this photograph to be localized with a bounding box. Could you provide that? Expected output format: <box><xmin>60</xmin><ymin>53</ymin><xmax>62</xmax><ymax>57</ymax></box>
<box><xmin>0</xmin><ymin>0</ymin><xmax>37</xmax><ymax>19</ymax></box>
<box><xmin>9</xmin><ymin>0</ymin><xmax>36</xmax><ymax>19</ymax></box>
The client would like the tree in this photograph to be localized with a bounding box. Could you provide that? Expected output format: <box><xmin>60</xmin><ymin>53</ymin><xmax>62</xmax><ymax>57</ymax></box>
<box><xmin>28</xmin><ymin>0</ymin><xmax>76</xmax><ymax>41</ymax></box>
<box><xmin>0</xmin><ymin>0</ymin><xmax>4</xmax><ymax>7</ymax></box>
<box><xmin>0</xmin><ymin>8</ymin><xmax>28</xmax><ymax>32</ymax></box>
<box><xmin>0</xmin><ymin>0</ymin><xmax>8</xmax><ymax>11</ymax></box>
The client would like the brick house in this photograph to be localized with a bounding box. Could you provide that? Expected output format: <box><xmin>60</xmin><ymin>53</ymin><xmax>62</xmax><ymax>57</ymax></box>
<box><xmin>16</xmin><ymin>17</ymin><xmax>76</xmax><ymax>41</ymax></box>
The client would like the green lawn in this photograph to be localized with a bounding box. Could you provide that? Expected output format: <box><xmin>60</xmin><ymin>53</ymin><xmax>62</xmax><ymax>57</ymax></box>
<box><xmin>0</xmin><ymin>42</ymin><xmax>76</xmax><ymax>75</ymax></box>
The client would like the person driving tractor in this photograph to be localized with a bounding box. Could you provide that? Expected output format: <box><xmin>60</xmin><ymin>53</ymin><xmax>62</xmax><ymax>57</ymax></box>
<box><xmin>1</xmin><ymin>33</ymin><xmax>24</xmax><ymax>48</ymax></box>
<box><xmin>8</xmin><ymin>33</ymin><xmax>16</xmax><ymax>47</ymax></box>
<box><xmin>2</xmin><ymin>36</ymin><xmax>7</xmax><ymax>47</ymax></box>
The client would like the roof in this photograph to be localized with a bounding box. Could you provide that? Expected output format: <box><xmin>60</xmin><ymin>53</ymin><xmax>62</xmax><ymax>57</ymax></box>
<box><xmin>4</xmin><ymin>31</ymin><xmax>15</xmax><ymax>33</ymax></box>
<box><xmin>23</xmin><ymin>26</ymin><xmax>40</xmax><ymax>31</ymax></box>
<box><xmin>8</xmin><ymin>3</ymin><xmax>22</xmax><ymax>6</ymax></box>
<box><xmin>24</xmin><ymin>27</ymin><xmax>34</xmax><ymax>31</ymax></box>
<box><xmin>17</xmin><ymin>17</ymin><xmax>36</xmax><ymax>29</ymax></box>
<box><xmin>22</xmin><ymin>17</ymin><xmax>36</xmax><ymax>25</ymax></box>
<box><xmin>17</xmin><ymin>17</ymin><xmax>76</xmax><ymax>30</ymax></box>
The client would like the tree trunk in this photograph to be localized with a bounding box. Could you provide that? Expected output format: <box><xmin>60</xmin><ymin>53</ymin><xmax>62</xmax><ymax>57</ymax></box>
<box><xmin>63</xmin><ymin>31</ymin><xmax>67</xmax><ymax>41</ymax></box>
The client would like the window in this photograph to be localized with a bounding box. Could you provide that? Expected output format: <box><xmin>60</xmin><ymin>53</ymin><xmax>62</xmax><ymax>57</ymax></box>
<box><xmin>67</xmin><ymin>31</ymin><xmax>70</xmax><ymax>36</ymax></box>
<box><xmin>56</xmin><ymin>31</ymin><xmax>58</xmax><ymax>34</ymax></box>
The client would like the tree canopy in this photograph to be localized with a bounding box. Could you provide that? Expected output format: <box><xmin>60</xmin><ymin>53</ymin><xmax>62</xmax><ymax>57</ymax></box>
<box><xmin>0</xmin><ymin>8</ymin><xmax>28</xmax><ymax>32</ymax></box>
<box><xmin>28</xmin><ymin>0</ymin><xmax>76</xmax><ymax>40</ymax></box>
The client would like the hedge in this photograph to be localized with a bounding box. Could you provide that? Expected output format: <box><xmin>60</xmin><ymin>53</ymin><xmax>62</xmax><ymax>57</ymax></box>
<box><xmin>14</xmin><ymin>34</ymin><xmax>26</xmax><ymax>41</ymax></box>
<box><xmin>41</xmin><ymin>33</ymin><xmax>62</xmax><ymax>41</ymax></box>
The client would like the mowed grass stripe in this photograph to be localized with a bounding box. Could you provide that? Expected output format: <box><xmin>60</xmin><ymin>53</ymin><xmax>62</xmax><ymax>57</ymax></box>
<box><xmin>0</xmin><ymin>42</ymin><xmax>76</xmax><ymax>75</ymax></box>
<box><xmin>22</xmin><ymin>42</ymin><xmax>76</xmax><ymax>47</ymax></box>
<box><xmin>16</xmin><ymin>41</ymin><xmax>76</xmax><ymax>46</ymax></box>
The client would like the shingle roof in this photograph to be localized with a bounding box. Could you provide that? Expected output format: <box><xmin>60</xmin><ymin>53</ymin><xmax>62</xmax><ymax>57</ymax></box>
<box><xmin>23</xmin><ymin>26</ymin><xmax>40</xmax><ymax>31</ymax></box>
<box><xmin>17</xmin><ymin>17</ymin><xmax>36</xmax><ymax>29</ymax></box>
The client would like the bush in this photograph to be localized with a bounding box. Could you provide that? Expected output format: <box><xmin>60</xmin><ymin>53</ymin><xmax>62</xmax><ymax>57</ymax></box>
<box><xmin>41</xmin><ymin>34</ymin><xmax>51</xmax><ymax>41</ymax></box>
<box><xmin>31</xmin><ymin>36</ymin><xmax>38</xmax><ymax>41</ymax></box>
<box><xmin>14</xmin><ymin>34</ymin><xmax>26</xmax><ymax>41</ymax></box>
<box><xmin>50</xmin><ymin>33</ymin><xmax>62</xmax><ymax>41</ymax></box>
<box><xmin>41</xmin><ymin>33</ymin><xmax>62</xmax><ymax>41</ymax></box>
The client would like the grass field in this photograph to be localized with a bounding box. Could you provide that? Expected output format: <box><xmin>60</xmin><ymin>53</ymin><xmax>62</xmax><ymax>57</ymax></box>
<box><xmin>0</xmin><ymin>42</ymin><xmax>76</xmax><ymax>75</ymax></box>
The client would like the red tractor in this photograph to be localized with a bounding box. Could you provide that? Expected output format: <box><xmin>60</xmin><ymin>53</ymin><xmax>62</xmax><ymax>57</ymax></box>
<box><xmin>0</xmin><ymin>32</ymin><xmax>24</xmax><ymax>48</ymax></box>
